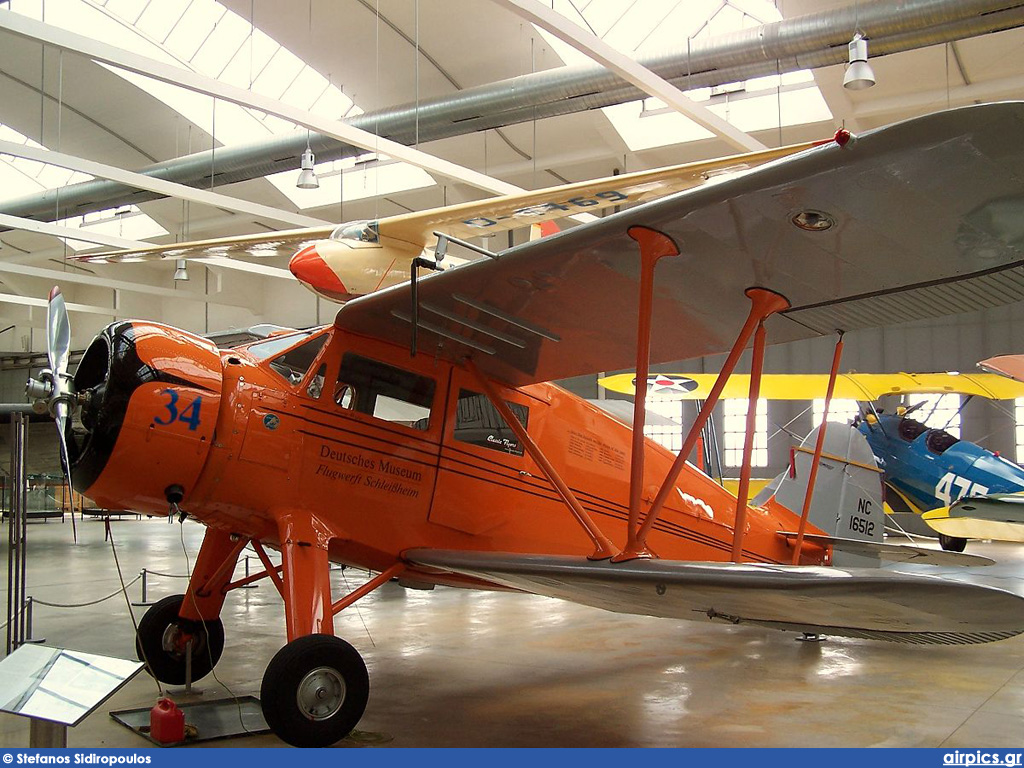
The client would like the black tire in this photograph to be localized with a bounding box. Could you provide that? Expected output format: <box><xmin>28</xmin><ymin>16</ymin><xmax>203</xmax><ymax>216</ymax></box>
<box><xmin>260</xmin><ymin>634</ymin><xmax>369</xmax><ymax>748</ymax></box>
<box><xmin>939</xmin><ymin>534</ymin><xmax>968</xmax><ymax>552</ymax></box>
<box><xmin>135</xmin><ymin>594</ymin><xmax>224</xmax><ymax>685</ymax></box>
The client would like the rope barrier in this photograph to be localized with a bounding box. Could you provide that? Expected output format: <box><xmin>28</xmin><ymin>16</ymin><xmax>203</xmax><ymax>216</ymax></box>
<box><xmin>142</xmin><ymin>569</ymin><xmax>190</xmax><ymax>579</ymax></box>
<box><xmin>31</xmin><ymin>574</ymin><xmax>143</xmax><ymax>608</ymax></box>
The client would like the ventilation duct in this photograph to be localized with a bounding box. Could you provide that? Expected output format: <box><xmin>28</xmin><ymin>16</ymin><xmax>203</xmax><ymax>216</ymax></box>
<box><xmin>2</xmin><ymin>0</ymin><xmax>1023</xmax><ymax>225</ymax></box>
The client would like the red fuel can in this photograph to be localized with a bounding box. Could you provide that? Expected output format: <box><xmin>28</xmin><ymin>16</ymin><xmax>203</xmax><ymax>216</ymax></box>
<box><xmin>150</xmin><ymin>698</ymin><xmax>184</xmax><ymax>744</ymax></box>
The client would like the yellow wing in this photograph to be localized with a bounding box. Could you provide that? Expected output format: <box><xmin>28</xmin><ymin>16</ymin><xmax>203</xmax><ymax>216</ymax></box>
<box><xmin>79</xmin><ymin>227</ymin><xmax>334</xmax><ymax>264</ymax></box>
<box><xmin>599</xmin><ymin>372</ymin><xmax>1024</xmax><ymax>400</ymax></box>
<box><xmin>923</xmin><ymin>497</ymin><xmax>1024</xmax><ymax>543</ymax></box>
<box><xmin>79</xmin><ymin>139</ymin><xmax>826</xmax><ymax>264</ymax></box>
<box><xmin>379</xmin><ymin>139</ymin><xmax>828</xmax><ymax>248</ymax></box>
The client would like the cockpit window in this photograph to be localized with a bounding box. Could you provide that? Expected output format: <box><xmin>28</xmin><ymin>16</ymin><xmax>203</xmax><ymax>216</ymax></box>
<box><xmin>245</xmin><ymin>331</ymin><xmax>315</xmax><ymax>361</ymax></box>
<box><xmin>265</xmin><ymin>333</ymin><xmax>328</xmax><ymax>387</ymax></box>
<box><xmin>329</xmin><ymin>220</ymin><xmax>379</xmax><ymax>244</ymax></box>
<box><xmin>898</xmin><ymin>418</ymin><xmax>929</xmax><ymax>442</ymax></box>
<box><xmin>925</xmin><ymin>429</ymin><xmax>960</xmax><ymax>455</ymax></box>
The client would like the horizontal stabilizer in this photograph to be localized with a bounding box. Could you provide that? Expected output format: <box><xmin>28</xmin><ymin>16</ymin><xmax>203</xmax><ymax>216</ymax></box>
<box><xmin>923</xmin><ymin>495</ymin><xmax>1024</xmax><ymax>543</ymax></box>
<box><xmin>406</xmin><ymin>549</ymin><xmax>1024</xmax><ymax>645</ymax></box>
<box><xmin>776</xmin><ymin>532</ymin><xmax>994</xmax><ymax>566</ymax></box>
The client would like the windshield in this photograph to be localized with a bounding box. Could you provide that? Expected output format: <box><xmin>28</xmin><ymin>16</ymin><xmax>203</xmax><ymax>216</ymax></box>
<box><xmin>266</xmin><ymin>332</ymin><xmax>329</xmax><ymax>387</ymax></box>
<box><xmin>245</xmin><ymin>331</ymin><xmax>316</xmax><ymax>361</ymax></box>
<box><xmin>329</xmin><ymin>220</ymin><xmax>379</xmax><ymax>243</ymax></box>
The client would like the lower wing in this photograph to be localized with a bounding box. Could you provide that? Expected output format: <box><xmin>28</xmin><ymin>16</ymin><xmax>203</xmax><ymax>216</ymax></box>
<box><xmin>923</xmin><ymin>495</ymin><xmax>1024</xmax><ymax>542</ymax></box>
<box><xmin>406</xmin><ymin>549</ymin><xmax>1024</xmax><ymax>645</ymax></box>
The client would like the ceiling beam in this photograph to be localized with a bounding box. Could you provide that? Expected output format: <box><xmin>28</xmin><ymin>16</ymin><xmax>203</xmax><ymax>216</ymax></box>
<box><xmin>0</xmin><ymin>139</ymin><xmax>330</xmax><ymax>229</ymax></box>
<box><xmin>0</xmin><ymin>292</ymin><xmax>128</xmax><ymax>318</ymax></box>
<box><xmin>0</xmin><ymin>9</ymin><xmax>525</xmax><ymax>197</ymax></box>
<box><xmin>0</xmin><ymin>261</ymin><xmax>252</xmax><ymax>309</ymax></box>
<box><xmin>493</xmin><ymin>0</ymin><xmax>767</xmax><ymax>153</ymax></box>
<box><xmin>0</xmin><ymin>212</ymin><xmax>143</xmax><ymax>249</ymax></box>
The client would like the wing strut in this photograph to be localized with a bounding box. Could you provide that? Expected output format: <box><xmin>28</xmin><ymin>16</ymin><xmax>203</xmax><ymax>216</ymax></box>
<box><xmin>465</xmin><ymin>358</ymin><xmax>616</xmax><ymax>560</ymax></box>
<box><xmin>730</xmin><ymin>317</ymin><xmax>769</xmax><ymax>562</ymax></box>
<box><xmin>622</xmin><ymin>226</ymin><xmax>680</xmax><ymax>560</ymax></box>
<box><xmin>617</xmin><ymin>286</ymin><xmax>790</xmax><ymax>561</ymax></box>
<box><xmin>790</xmin><ymin>332</ymin><xmax>845</xmax><ymax>564</ymax></box>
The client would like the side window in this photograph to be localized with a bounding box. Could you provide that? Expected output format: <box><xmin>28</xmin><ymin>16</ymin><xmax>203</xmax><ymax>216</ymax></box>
<box><xmin>267</xmin><ymin>334</ymin><xmax>328</xmax><ymax>387</ymax></box>
<box><xmin>336</xmin><ymin>353</ymin><xmax>435</xmax><ymax>430</ymax></box>
<box><xmin>454</xmin><ymin>389</ymin><xmax>528</xmax><ymax>456</ymax></box>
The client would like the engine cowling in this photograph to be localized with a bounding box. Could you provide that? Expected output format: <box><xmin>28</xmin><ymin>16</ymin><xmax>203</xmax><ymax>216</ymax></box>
<box><xmin>69</xmin><ymin>321</ymin><xmax>223</xmax><ymax>514</ymax></box>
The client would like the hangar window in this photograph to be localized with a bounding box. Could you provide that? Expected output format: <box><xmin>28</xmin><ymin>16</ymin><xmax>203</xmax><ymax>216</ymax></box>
<box><xmin>812</xmin><ymin>398</ymin><xmax>859</xmax><ymax>427</ymax></box>
<box><xmin>336</xmin><ymin>354</ymin><xmax>435</xmax><ymax>430</ymax></box>
<box><xmin>905</xmin><ymin>394</ymin><xmax>961</xmax><ymax>438</ymax></box>
<box><xmin>723</xmin><ymin>398</ymin><xmax>767</xmax><ymax>467</ymax></box>
<box><xmin>644</xmin><ymin>400</ymin><xmax>685</xmax><ymax>452</ymax></box>
<box><xmin>453</xmin><ymin>390</ymin><xmax>527</xmax><ymax>456</ymax></box>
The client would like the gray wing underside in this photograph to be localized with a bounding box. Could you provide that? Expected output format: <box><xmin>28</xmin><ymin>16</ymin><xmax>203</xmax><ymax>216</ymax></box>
<box><xmin>338</xmin><ymin>103</ymin><xmax>1024</xmax><ymax>388</ymax></box>
<box><xmin>406</xmin><ymin>549</ymin><xmax>1024</xmax><ymax>645</ymax></box>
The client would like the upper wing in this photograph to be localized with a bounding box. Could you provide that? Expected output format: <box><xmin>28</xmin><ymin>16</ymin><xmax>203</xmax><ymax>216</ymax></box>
<box><xmin>923</xmin><ymin>495</ymin><xmax>1024</xmax><ymax>542</ymax></box>
<box><xmin>78</xmin><ymin>227</ymin><xmax>334</xmax><ymax>264</ymax></box>
<box><xmin>406</xmin><ymin>549</ymin><xmax>1024</xmax><ymax>645</ymax></box>
<box><xmin>379</xmin><ymin>140</ymin><xmax>827</xmax><ymax>247</ymax></box>
<box><xmin>598</xmin><ymin>372</ymin><xmax>1024</xmax><ymax>400</ymax></box>
<box><xmin>337</xmin><ymin>103</ymin><xmax>1024</xmax><ymax>388</ymax></box>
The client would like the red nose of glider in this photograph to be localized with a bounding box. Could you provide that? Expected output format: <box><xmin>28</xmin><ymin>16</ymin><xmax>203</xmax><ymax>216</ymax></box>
<box><xmin>289</xmin><ymin>244</ymin><xmax>350</xmax><ymax>301</ymax></box>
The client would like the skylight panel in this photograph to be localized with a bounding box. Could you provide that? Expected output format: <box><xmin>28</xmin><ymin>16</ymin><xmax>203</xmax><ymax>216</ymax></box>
<box><xmin>134</xmin><ymin>0</ymin><xmax>190</xmax><ymax>43</ymax></box>
<box><xmin>190</xmin><ymin>12</ymin><xmax>252</xmax><ymax>76</ymax></box>
<box><xmin>164</xmin><ymin>0</ymin><xmax>226</xmax><ymax>62</ymax></box>
<box><xmin>284</xmin><ymin>67</ymin><xmax>331</xmax><ymax>112</ymax></box>
<box><xmin>101</xmin><ymin>0</ymin><xmax>147</xmax><ymax>26</ymax></box>
<box><xmin>252</xmin><ymin>47</ymin><xmax>305</xmax><ymax>101</ymax></box>
<box><xmin>218</xmin><ymin>33</ymin><xmax>281</xmax><ymax>90</ymax></box>
<box><xmin>311</xmin><ymin>87</ymin><xmax>357</xmax><ymax>120</ymax></box>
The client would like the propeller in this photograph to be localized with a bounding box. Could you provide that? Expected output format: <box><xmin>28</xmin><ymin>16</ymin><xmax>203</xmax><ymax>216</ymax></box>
<box><xmin>26</xmin><ymin>287</ymin><xmax>78</xmax><ymax>543</ymax></box>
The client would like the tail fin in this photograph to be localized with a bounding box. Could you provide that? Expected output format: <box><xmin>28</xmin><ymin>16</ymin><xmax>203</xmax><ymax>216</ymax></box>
<box><xmin>767</xmin><ymin>424</ymin><xmax>885</xmax><ymax>567</ymax></box>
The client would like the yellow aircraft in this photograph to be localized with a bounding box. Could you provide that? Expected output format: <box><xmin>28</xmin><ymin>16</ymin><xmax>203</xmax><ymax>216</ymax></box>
<box><xmin>600</xmin><ymin>370</ymin><xmax>1024</xmax><ymax>550</ymax></box>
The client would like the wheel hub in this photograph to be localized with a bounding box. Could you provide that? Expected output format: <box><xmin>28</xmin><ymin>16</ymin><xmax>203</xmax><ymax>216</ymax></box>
<box><xmin>161</xmin><ymin>622</ymin><xmax>201</xmax><ymax>659</ymax></box>
<box><xmin>296</xmin><ymin>667</ymin><xmax>346</xmax><ymax>721</ymax></box>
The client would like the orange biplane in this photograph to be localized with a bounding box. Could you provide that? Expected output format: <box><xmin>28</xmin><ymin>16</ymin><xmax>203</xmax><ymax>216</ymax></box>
<box><xmin>27</xmin><ymin>103</ymin><xmax>1024</xmax><ymax>747</ymax></box>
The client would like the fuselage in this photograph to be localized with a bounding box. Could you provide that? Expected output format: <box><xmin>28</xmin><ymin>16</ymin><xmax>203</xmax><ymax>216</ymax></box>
<box><xmin>69</xmin><ymin>320</ymin><xmax>825</xmax><ymax>581</ymax></box>
<box><xmin>857</xmin><ymin>414</ymin><xmax>1024</xmax><ymax>513</ymax></box>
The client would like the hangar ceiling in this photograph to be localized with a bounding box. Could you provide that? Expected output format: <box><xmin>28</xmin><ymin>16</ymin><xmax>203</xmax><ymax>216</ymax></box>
<box><xmin>0</xmin><ymin>0</ymin><xmax>1023</xmax><ymax>353</ymax></box>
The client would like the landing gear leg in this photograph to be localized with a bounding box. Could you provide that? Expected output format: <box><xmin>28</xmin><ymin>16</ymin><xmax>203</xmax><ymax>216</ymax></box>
<box><xmin>136</xmin><ymin>527</ymin><xmax>242</xmax><ymax>684</ymax></box>
<box><xmin>261</xmin><ymin>512</ymin><xmax>368</xmax><ymax>748</ymax></box>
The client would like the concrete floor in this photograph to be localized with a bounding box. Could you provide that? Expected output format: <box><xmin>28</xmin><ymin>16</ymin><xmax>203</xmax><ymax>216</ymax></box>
<box><xmin>2</xmin><ymin>517</ymin><xmax>1024</xmax><ymax>748</ymax></box>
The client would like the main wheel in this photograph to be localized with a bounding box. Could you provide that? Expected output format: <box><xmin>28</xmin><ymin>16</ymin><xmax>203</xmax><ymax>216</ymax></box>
<box><xmin>260</xmin><ymin>634</ymin><xmax>369</xmax><ymax>748</ymax></box>
<box><xmin>939</xmin><ymin>534</ymin><xmax>968</xmax><ymax>552</ymax></box>
<box><xmin>135</xmin><ymin>594</ymin><xmax>225</xmax><ymax>685</ymax></box>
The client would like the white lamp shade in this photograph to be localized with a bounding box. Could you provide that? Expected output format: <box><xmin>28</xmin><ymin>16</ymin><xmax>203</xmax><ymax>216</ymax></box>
<box><xmin>844</xmin><ymin>59</ymin><xmax>876</xmax><ymax>90</ymax></box>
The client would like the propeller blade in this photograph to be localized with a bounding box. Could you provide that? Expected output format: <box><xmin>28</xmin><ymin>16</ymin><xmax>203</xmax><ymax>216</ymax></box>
<box><xmin>47</xmin><ymin>287</ymin><xmax>77</xmax><ymax>543</ymax></box>
<box><xmin>47</xmin><ymin>287</ymin><xmax>71</xmax><ymax>389</ymax></box>
<box><xmin>54</xmin><ymin>404</ymin><xmax>78</xmax><ymax>544</ymax></box>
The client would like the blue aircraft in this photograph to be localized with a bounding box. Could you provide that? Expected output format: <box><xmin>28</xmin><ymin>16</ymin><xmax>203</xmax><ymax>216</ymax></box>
<box><xmin>855</xmin><ymin>404</ymin><xmax>1024</xmax><ymax>551</ymax></box>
